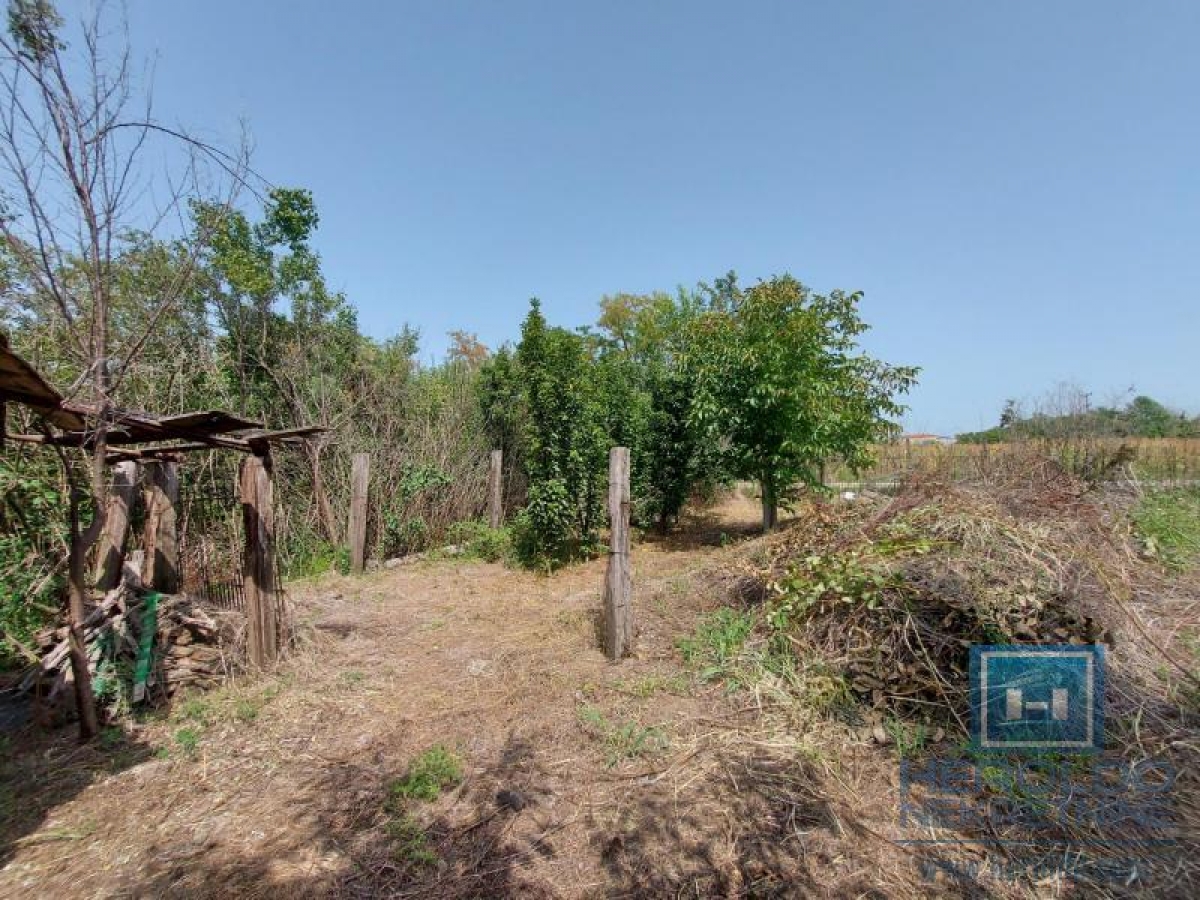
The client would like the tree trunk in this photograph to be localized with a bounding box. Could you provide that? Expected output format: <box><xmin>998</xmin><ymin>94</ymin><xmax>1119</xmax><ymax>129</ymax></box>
<box><xmin>761</xmin><ymin>475</ymin><xmax>778</xmax><ymax>532</ymax></box>
<box><xmin>66</xmin><ymin>490</ymin><xmax>100</xmax><ymax>741</ymax></box>
<box><xmin>141</xmin><ymin>460</ymin><xmax>179</xmax><ymax>593</ymax></box>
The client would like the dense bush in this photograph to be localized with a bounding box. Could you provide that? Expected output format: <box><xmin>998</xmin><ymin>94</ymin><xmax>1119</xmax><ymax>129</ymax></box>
<box><xmin>0</xmin><ymin>454</ymin><xmax>68</xmax><ymax>667</ymax></box>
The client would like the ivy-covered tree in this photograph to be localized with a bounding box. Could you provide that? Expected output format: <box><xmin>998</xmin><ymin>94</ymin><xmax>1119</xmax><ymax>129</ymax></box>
<box><xmin>688</xmin><ymin>273</ymin><xmax>917</xmax><ymax>530</ymax></box>
<box><xmin>512</xmin><ymin>300</ymin><xmax>608</xmax><ymax>567</ymax></box>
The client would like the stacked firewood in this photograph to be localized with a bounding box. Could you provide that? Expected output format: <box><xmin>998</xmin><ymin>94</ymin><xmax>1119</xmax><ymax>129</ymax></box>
<box><xmin>18</xmin><ymin>583</ymin><xmax>242</xmax><ymax>707</ymax></box>
<box><xmin>158</xmin><ymin>610</ymin><xmax>232</xmax><ymax>692</ymax></box>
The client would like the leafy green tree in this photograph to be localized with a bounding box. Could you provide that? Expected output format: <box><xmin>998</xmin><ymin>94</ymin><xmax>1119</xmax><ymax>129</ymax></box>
<box><xmin>999</xmin><ymin>399</ymin><xmax>1020</xmax><ymax>429</ymax></box>
<box><xmin>478</xmin><ymin>346</ymin><xmax>525</xmax><ymax>466</ymax></box>
<box><xmin>687</xmin><ymin>273</ymin><xmax>917</xmax><ymax>530</ymax></box>
<box><xmin>512</xmin><ymin>300</ymin><xmax>608</xmax><ymax>567</ymax></box>
<box><xmin>594</xmin><ymin>289</ymin><xmax>719</xmax><ymax>531</ymax></box>
<box><xmin>1126</xmin><ymin>396</ymin><xmax>1181</xmax><ymax>439</ymax></box>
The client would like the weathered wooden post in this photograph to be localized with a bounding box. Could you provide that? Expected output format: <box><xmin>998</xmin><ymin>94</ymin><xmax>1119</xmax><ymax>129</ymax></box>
<box><xmin>95</xmin><ymin>460</ymin><xmax>138</xmax><ymax>590</ymax></box>
<box><xmin>488</xmin><ymin>449</ymin><xmax>503</xmax><ymax>529</ymax></box>
<box><xmin>141</xmin><ymin>459</ymin><xmax>179</xmax><ymax>593</ymax></box>
<box><xmin>240</xmin><ymin>451</ymin><xmax>278</xmax><ymax>668</ymax></box>
<box><xmin>603</xmin><ymin>446</ymin><xmax>633</xmax><ymax>660</ymax></box>
<box><xmin>348</xmin><ymin>452</ymin><xmax>370</xmax><ymax>573</ymax></box>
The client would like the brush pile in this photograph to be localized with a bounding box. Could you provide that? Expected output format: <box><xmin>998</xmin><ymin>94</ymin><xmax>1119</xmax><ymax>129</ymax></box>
<box><xmin>17</xmin><ymin>584</ymin><xmax>244</xmax><ymax>709</ymax></box>
<box><xmin>738</xmin><ymin>461</ymin><xmax>1133</xmax><ymax>726</ymax></box>
<box><xmin>721</xmin><ymin>453</ymin><xmax>1200</xmax><ymax>895</ymax></box>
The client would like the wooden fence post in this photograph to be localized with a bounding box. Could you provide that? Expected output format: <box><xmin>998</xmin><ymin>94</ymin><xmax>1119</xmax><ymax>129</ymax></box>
<box><xmin>141</xmin><ymin>460</ymin><xmax>179</xmax><ymax>593</ymax></box>
<box><xmin>349</xmin><ymin>452</ymin><xmax>370</xmax><ymax>573</ymax></box>
<box><xmin>488</xmin><ymin>449</ymin><xmax>503</xmax><ymax>529</ymax></box>
<box><xmin>603</xmin><ymin>447</ymin><xmax>633</xmax><ymax>660</ymax></box>
<box><xmin>240</xmin><ymin>451</ymin><xmax>278</xmax><ymax>668</ymax></box>
<box><xmin>95</xmin><ymin>460</ymin><xmax>138</xmax><ymax>591</ymax></box>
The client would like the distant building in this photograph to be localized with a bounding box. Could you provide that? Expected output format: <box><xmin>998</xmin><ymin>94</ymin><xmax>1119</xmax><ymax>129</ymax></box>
<box><xmin>902</xmin><ymin>432</ymin><xmax>956</xmax><ymax>446</ymax></box>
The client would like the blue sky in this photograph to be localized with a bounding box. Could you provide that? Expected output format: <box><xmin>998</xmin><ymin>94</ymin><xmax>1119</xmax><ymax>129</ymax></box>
<box><xmin>110</xmin><ymin>1</ymin><xmax>1198</xmax><ymax>434</ymax></box>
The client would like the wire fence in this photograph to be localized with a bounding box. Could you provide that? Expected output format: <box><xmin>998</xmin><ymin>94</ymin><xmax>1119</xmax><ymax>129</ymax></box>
<box><xmin>177</xmin><ymin>482</ymin><xmax>246</xmax><ymax>611</ymax></box>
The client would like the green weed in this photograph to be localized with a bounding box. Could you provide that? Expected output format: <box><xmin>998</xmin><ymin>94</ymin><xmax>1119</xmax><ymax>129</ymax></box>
<box><xmin>1133</xmin><ymin>487</ymin><xmax>1200</xmax><ymax>571</ymax></box>
<box><xmin>176</xmin><ymin>696</ymin><xmax>212</xmax><ymax>725</ymax></box>
<box><xmin>796</xmin><ymin>660</ymin><xmax>854</xmax><ymax>715</ymax></box>
<box><xmin>884</xmin><ymin>717</ymin><xmax>929</xmax><ymax>758</ymax></box>
<box><xmin>283</xmin><ymin>541</ymin><xmax>349</xmax><ymax>578</ymax></box>
<box><xmin>676</xmin><ymin>607</ymin><xmax>755</xmax><ymax>684</ymax></box>
<box><xmin>447</xmin><ymin>519</ymin><xmax>513</xmax><ymax>563</ymax></box>
<box><xmin>385</xmin><ymin>810</ymin><xmax>439</xmax><ymax>868</ymax></box>
<box><xmin>577</xmin><ymin>705</ymin><xmax>669</xmax><ymax>767</ymax></box>
<box><xmin>768</xmin><ymin>551</ymin><xmax>894</xmax><ymax>632</ymax></box>
<box><xmin>390</xmin><ymin>745</ymin><xmax>463</xmax><ymax>802</ymax></box>
<box><xmin>174</xmin><ymin>727</ymin><xmax>200</xmax><ymax>758</ymax></box>
<box><xmin>233</xmin><ymin>699</ymin><xmax>260</xmax><ymax>722</ymax></box>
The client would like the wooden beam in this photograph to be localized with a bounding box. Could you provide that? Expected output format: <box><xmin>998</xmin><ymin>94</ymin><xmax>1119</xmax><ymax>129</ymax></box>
<box><xmin>155</xmin><ymin>410</ymin><xmax>262</xmax><ymax>432</ymax></box>
<box><xmin>105</xmin><ymin>444</ymin><xmax>206</xmax><ymax>462</ymax></box>
<box><xmin>488</xmin><ymin>449</ymin><xmax>503</xmax><ymax>529</ymax></box>
<box><xmin>348</xmin><ymin>453</ymin><xmax>370</xmax><ymax>574</ymax></box>
<box><xmin>240</xmin><ymin>452</ymin><xmax>279</xmax><ymax>668</ymax></box>
<box><xmin>245</xmin><ymin>426</ymin><xmax>327</xmax><ymax>453</ymax></box>
<box><xmin>94</xmin><ymin>460</ymin><xmax>138</xmax><ymax>591</ymax></box>
<box><xmin>141</xmin><ymin>460</ymin><xmax>179</xmax><ymax>593</ymax></box>
<box><xmin>603</xmin><ymin>447</ymin><xmax>633</xmax><ymax>660</ymax></box>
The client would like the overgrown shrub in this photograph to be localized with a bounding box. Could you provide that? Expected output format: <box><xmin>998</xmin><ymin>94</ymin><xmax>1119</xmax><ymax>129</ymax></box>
<box><xmin>0</xmin><ymin>454</ymin><xmax>67</xmax><ymax>668</ymax></box>
<box><xmin>446</xmin><ymin>519</ymin><xmax>511</xmax><ymax>562</ymax></box>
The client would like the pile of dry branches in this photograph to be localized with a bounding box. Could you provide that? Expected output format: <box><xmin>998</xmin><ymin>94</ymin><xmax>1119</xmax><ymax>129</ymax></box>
<box><xmin>738</xmin><ymin>463</ymin><xmax>1149</xmax><ymax>725</ymax></box>
<box><xmin>718</xmin><ymin>460</ymin><xmax>1200</xmax><ymax>894</ymax></box>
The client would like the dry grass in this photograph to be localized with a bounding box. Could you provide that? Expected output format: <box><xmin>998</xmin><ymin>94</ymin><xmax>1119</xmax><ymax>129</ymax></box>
<box><xmin>1</xmin><ymin>484</ymin><xmax>1198</xmax><ymax>898</ymax></box>
<box><xmin>828</xmin><ymin>436</ymin><xmax>1200</xmax><ymax>485</ymax></box>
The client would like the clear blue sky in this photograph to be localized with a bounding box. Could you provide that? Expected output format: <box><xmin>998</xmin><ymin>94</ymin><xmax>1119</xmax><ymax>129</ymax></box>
<box><xmin>111</xmin><ymin>1</ymin><xmax>1198</xmax><ymax>434</ymax></box>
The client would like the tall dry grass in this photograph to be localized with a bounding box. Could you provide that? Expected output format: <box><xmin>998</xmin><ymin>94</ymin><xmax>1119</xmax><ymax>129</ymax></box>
<box><xmin>826</xmin><ymin>437</ymin><xmax>1200</xmax><ymax>487</ymax></box>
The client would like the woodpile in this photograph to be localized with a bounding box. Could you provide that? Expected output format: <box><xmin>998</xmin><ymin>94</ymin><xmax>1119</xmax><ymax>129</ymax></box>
<box><xmin>18</xmin><ymin>581</ymin><xmax>243</xmax><ymax>709</ymax></box>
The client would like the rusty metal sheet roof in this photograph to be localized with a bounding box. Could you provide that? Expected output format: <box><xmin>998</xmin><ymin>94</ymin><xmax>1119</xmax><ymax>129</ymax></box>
<box><xmin>2</xmin><ymin>336</ymin><xmax>324</xmax><ymax>456</ymax></box>
<box><xmin>0</xmin><ymin>340</ymin><xmax>87</xmax><ymax>431</ymax></box>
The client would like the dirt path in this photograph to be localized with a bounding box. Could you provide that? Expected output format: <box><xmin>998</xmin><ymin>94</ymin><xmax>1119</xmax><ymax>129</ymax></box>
<box><xmin>0</xmin><ymin>498</ymin><xmax>908</xmax><ymax>899</ymax></box>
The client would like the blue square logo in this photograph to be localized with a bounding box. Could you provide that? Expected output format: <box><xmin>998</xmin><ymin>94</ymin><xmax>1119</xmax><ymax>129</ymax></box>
<box><xmin>970</xmin><ymin>645</ymin><xmax>1104</xmax><ymax>751</ymax></box>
